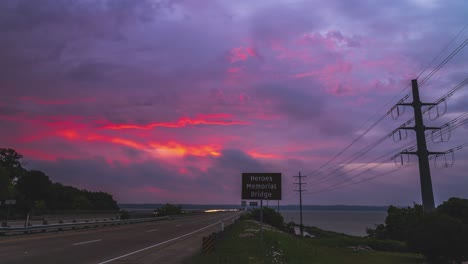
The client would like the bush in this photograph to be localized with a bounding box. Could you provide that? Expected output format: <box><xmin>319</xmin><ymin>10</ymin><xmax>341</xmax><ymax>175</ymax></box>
<box><xmin>249</xmin><ymin>207</ymin><xmax>285</xmax><ymax>231</ymax></box>
<box><xmin>366</xmin><ymin>197</ymin><xmax>468</xmax><ymax>263</ymax></box>
<box><xmin>408</xmin><ymin>213</ymin><xmax>468</xmax><ymax>263</ymax></box>
<box><xmin>119</xmin><ymin>210</ymin><xmax>130</xmax><ymax>220</ymax></box>
<box><xmin>154</xmin><ymin>204</ymin><xmax>182</xmax><ymax>216</ymax></box>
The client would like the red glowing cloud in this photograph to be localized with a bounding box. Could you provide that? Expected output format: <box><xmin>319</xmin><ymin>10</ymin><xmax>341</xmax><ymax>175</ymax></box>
<box><xmin>247</xmin><ymin>150</ymin><xmax>282</xmax><ymax>159</ymax></box>
<box><xmin>102</xmin><ymin>114</ymin><xmax>249</xmax><ymax>130</ymax></box>
<box><xmin>55</xmin><ymin>128</ymin><xmax>222</xmax><ymax>159</ymax></box>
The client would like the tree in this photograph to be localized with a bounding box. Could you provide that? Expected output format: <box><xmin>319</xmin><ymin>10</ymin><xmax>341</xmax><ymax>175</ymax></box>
<box><xmin>437</xmin><ymin>197</ymin><xmax>468</xmax><ymax>224</ymax></box>
<box><xmin>16</xmin><ymin>170</ymin><xmax>52</xmax><ymax>202</ymax></box>
<box><xmin>155</xmin><ymin>204</ymin><xmax>182</xmax><ymax>216</ymax></box>
<box><xmin>366</xmin><ymin>198</ymin><xmax>468</xmax><ymax>263</ymax></box>
<box><xmin>73</xmin><ymin>195</ymin><xmax>92</xmax><ymax>210</ymax></box>
<box><xmin>0</xmin><ymin>166</ymin><xmax>13</xmax><ymax>199</ymax></box>
<box><xmin>408</xmin><ymin>213</ymin><xmax>468</xmax><ymax>263</ymax></box>
<box><xmin>0</xmin><ymin>148</ymin><xmax>24</xmax><ymax>180</ymax></box>
<box><xmin>249</xmin><ymin>207</ymin><xmax>285</xmax><ymax>231</ymax></box>
<box><xmin>367</xmin><ymin>204</ymin><xmax>423</xmax><ymax>241</ymax></box>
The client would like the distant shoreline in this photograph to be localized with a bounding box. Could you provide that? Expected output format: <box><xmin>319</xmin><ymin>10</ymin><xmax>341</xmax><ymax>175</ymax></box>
<box><xmin>119</xmin><ymin>204</ymin><xmax>389</xmax><ymax>211</ymax></box>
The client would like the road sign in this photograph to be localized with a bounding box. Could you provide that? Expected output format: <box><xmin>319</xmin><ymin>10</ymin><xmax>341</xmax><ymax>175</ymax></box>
<box><xmin>5</xmin><ymin>200</ymin><xmax>16</xmax><ymax>205</ymax></box>
<box><xmin>249</xmin><ymin>201</ymin><xmax>258</xmax><ymax>206</ymax></box>
<box><xmin>242</xmin><ymin>173</ymin><xmax>282</xmax><ymax>200</ymax></box>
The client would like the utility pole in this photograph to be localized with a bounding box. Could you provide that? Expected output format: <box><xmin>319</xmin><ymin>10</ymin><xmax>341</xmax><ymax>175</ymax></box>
<box><xmin>398</xmin><ymin>79</ymin><xmax>443</xmax><ymax>212</ymax></box>
<box><xmin>294</xmin><ymin>171</ymin><xmax>306</xmax><ymax>236</ymax></box>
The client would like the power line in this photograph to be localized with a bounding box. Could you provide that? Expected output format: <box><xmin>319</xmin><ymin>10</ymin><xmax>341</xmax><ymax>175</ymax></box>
<box><xmin>423</xmin><ymin>76</ymin><xmax>468</xmax><ymax>116</ymax></box>
<box><xmin>308</xmin><ymin>138</ymin><xmax>416</xmax><ymax>187</ymax></box>
<box><xmin>417</xmin><ymin>21</ymin><xmax>468</xmax><ymax>80</ymax></box>
<box><xmin>308</xmin><ymin>117</ymin><xmax>415</xmax><ymax>185</ymax></box>
<box><xmin>297</xmin><ymin>23</ymin><xmax>468</xmax><ymax>198</ymax></box>
<box><xmin>419</xmin><ymin>39</ymin><xmax>468</xmax><ymax>86</ymax></box>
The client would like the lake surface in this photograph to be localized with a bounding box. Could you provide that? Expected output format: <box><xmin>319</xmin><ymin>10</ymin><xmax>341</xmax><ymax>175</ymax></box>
<box><xmin>280</xmin><ymin>210</ymin><xmax>387</xmax><ymax>237</ymax></box>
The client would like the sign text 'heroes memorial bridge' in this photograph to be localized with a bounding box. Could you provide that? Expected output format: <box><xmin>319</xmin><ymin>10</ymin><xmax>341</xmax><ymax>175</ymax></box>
<box><xmin>241</xmin><ymin>173</ymin><xmax>282</xmax><ymax>200</ymax></box>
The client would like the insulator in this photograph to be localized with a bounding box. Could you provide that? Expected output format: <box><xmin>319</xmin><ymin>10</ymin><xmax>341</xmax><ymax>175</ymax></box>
<box><xmin>431</xmin><ymin>124</ymin><xmax>451</xmax><ymax>143</ymax></box>
<box><xmin>393</xmin><ymin>129</ymin><xmax>408</xmax><ymax>143</ymax></box>
<box><xmin>445</xmin><ymin>151</ymin><xmax>455</xmax><ymax>168</ymax></box>
<box><xmin>399</xmin><ymin>104</ymin><xmax>406</xmax><ymax>116</ymax></box>
<box><xmin>429</xmin><ymin>99</ymin><xmax>447</xmax><ymax>121</ymax></box>
<box><xmin>393</xmin><ymin>154</ymin><xmax>403</xmax><ymax>168</ymax></box>
<box><xmin>391</xmin><ymin>105</ymin><xmax>399</xmax><ymax>120</ymax></box>
<box><xmin>434</xmin><ymin>151</ymin><xmax>455</xmax><ymax>168</ymax></box>
<box><xmin>403</xmin><ymin>153</ymin><xmax>411</xmax><ymax>166</ymax></box>
<box><xmin>400</xmin><ymin>129</ymin><xmax>408</xmax><ymax>141</ymax></box>
<box><xmin>393</xmin><ymin>130</ymin><xmax>401</xmax><ymax>143</ymax></box>
<box><xmin>440</xmin><ymin>124</ymin><xmax>451</xmax><ymax>142</ymax></box>
<box><xmin>431</xmin><ymin>129</ymin><xmax>442</xmax><ymax>143</ymax></box>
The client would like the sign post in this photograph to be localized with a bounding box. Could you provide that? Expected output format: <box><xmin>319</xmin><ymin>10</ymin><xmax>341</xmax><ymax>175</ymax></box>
<box><xmin>242</xmin><ymin>173</ymin><xmax>282</xmax><ymax>244</ymax></box>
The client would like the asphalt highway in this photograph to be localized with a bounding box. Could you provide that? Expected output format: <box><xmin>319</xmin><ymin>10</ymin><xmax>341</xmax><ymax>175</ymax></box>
<box><xmin>0</xmin><ymin>212</ymin><xmax>239</xmax><ymax>264</ymax></box>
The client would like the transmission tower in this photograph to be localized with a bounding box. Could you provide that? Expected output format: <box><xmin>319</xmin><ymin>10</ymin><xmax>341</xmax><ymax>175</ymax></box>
<box><xmin>294</xmin><ymin>171</ymin><xmax>307</xmax><ymax>236</ymax></box>
<box><xmin>396</xmin><ymin>79</ymin><xmax>444</xmax><ymax>212</ymax></box>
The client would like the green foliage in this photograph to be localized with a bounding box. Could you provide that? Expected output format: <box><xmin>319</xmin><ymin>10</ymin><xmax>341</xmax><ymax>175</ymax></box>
<box><xmin>16</xmin><ymin>170</ymin><xmax>52</xmax><ymax>202</ymax></box>
<box><xmin>45</xmin><ymin>183</ymin><xmax>119</xmax><ymax>211</ymax></box>
<box><xmin>407</xmin><ymin>213</ymin><xmax>468</xmax><ymax>263</ymax></box>
<box><xmin>0</xmin><ymin>148</ymin><xmax>120</xmax><ymax>216</ymax></box>
<box><xmin>248</xmin><ymin>206</ymin><xmax>285</xmax><ymax>231</ymax></box>
<box><xmin>0</xmin><ymin>166</ymin><xmax>13</xmax><ymax>199</ymax></box>
<box><xmin>437</xmin><ymin>197</ymin><xmax>468</xmax><ymax>224</ymax></box>
<box><xmin>366</xmin><ymin>204</ymin><xmax>424</xmax><ymax>241</ymax></box>
<box><xmin>366</xmin><ymin>198</ymin><xmax>468</xmax><ymax>263</ymax></box>
<box><xmin>190</xmin><ymin>220</ymin><xmax>422</xmax><ymax>264</ymax></box>
<box><xmin>119</xmin><ymin>210</ymin><xmax>130</xmax><ymax>220</ymax></box>
<box><xmin>0</xmin><ymin>148</ymin><xmax>24</xmax><ymax>180</ymax></box>
<box><xmin>155</xmin><ymin>203</ymin><xmax>182</xmax><ymax>216</ymax></box>
<box><xmin>305</xmin><ymin>226</ymin><xmax>410</xmax><ymax>253</ymax></box>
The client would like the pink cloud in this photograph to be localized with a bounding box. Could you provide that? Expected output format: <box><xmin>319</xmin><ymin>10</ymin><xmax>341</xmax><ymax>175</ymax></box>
<box><xmin>228</xmin><ymin>46</ymin><xmax>259</xmax><ymax>63</ymax></box>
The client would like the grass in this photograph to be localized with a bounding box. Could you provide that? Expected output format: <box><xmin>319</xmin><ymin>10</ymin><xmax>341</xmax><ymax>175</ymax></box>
<box><xmin>188</xmin><ymin>220</ymin><xmax>423</xmax><ymax>264</ymax></box>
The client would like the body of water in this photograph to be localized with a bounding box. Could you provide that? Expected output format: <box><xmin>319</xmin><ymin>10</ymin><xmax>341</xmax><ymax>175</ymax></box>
<box><xmin>280</xmin><ymin>210</ymin><xmax>387</xmax><ymax>237</ymax></box>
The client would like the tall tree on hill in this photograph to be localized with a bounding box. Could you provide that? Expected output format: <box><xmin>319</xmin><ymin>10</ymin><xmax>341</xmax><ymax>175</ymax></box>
<box><xmin>16</xmin><ymin>170</ymin><xmax>52</xmax><ymax>202</ymax></box>
<box><xmin>0</xmin><ymin>166</ymin><xmax>13</xmax><ymax>199</ymax></box>
<box><xmin>0</xmin><ymin>148</ymin><xmax>25</xmax><ymax>180</ymax></box>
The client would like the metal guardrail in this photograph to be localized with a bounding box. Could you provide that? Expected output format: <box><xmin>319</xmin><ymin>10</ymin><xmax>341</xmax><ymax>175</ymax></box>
<box><xmin>0</xmin><ymin>216</ymin><xmax>170</xmax><ymax>236</ymax></box>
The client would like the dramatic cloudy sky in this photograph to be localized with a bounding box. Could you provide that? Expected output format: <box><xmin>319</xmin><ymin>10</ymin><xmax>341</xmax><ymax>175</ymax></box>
<box><xmin>1</xmin><ymin>0</ymin><xmax>467</xmax><ymax>205</ymax></box>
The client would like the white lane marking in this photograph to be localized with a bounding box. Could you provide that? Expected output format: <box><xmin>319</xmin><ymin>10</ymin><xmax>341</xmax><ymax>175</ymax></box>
<box><xmin>176</xmin><ymin>224</ymin><xmax>182</xmax><ymax>227</ymax></box>
<box><xmin>98</xmin><ymin>214</ymin><xmax>239</xmax><ymax>264</ymax></box>
<box><xmin>72</xmin><ymin>239</ymin><xmax>102</xmax><ymax>246</ymax></box>
<box><xmin>146</xmin><ymin>228</ymin><xmax>159</xmax><ymax>233</ymax></box>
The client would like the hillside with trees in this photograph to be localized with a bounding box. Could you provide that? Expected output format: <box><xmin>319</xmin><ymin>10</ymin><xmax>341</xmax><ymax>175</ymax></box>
<box><xmin>0</xmin><ymin>148</ymin><xmax>119</xmax><ymax>221</ymax></box>
<box><xmin>366</xmin><ymin>198</ymin><xmax>468</xmax><ymax>263</ymax></box>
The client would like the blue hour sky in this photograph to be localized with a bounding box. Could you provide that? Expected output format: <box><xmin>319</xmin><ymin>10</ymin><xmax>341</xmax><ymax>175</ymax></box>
<box><xmin>1</xmin><ymin>0</ymin><xmax>467</xmax><ymax>205</ymax></box>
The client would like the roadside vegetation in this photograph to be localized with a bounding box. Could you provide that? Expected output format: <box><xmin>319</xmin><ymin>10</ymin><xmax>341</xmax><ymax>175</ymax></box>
<box><xmin>366</xmin><ymin>198</ymin><xmax>468</xmax><ymax>263</ymax></box>
<box><xmin>0</xmin><ymin>148</ymin><xmax>119</xmax><ymax>224</ymax></box>
<box><xmin>191</xmin><ymin>198</ymin><xmax>468</xmax><ymax>264</ymax></box>
<box><xmin>189</xmin><ymin>207</ymin><xmax>422</xmax><ymax>264</ymax></box>
<box><xmin>189</xmin><ymin>218</ymin><xmax>422</xmax><ymax>264</ymax></box>
<box><xmin>153</xmin><ymin>203</ymin><xmax>183</xmax><ymax>216</ymax></box>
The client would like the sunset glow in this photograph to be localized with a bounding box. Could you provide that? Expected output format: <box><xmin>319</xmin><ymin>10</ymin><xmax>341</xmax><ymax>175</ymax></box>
<box><xmin>1</xmin><ymin>0</ymin><xmax>467</xmax><ymax>205</ymax></box>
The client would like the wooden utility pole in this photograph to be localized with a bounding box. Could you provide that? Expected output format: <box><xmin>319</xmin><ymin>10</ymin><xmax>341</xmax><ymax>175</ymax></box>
<box><xmin>294</xmin><ymin>172</ymin><xmax>306</xmax><ymax>236</ymax></box>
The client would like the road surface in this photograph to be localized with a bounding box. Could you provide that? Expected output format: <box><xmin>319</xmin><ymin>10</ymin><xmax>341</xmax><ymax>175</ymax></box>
<box><xmin>0</xmin><ymin>212</ymin><xmax>238</xmax><ymax>264</ymax></box>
